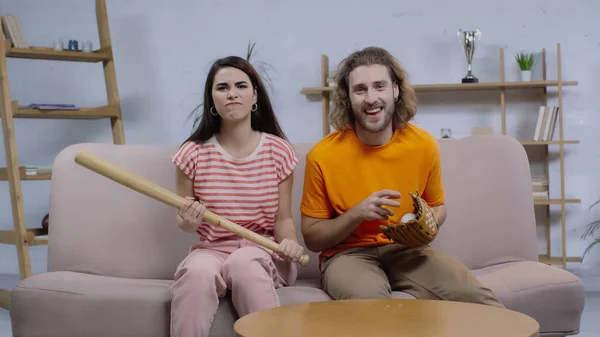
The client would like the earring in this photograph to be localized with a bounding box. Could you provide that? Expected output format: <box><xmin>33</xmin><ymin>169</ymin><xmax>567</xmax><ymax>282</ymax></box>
<box><xmin>251</xmin><ymin>103</ymin><xmax>258</xmax><ymax>112</ymax></box>
<box><xmin>210</xmin><ymin>107</ymin><xmax>218</xmax><ymax>116</ymax></box>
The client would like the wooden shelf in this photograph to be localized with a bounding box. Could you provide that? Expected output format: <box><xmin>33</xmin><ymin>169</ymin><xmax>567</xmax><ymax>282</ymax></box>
<box><xmin>300</xmin><ymin>87</ymin><xmax>334</xmax><ymax>95</ymax></box>
<box><xmin>0</xmin><ymin>228</ymin><xmax>48</xmax><ymax>246</ymax></box>
<box><xmin>534</xmin><ymin>199</ymin><xmax>581</xmax><ymax>205</ymax></box>
<box><xmin>0</xmin><ymin>0</ymin><xmax>126</xmax><ymax>281</ymax></box>
<box><xmin>12</xmin><ymin>101</ymin><xmax>120</xmax><ymax>119</ymax></box>
<box><xmin>0</xmin><ymin>289</ymin><xmax>9</xmax><ymax>309</ymax></box>
<box><xmin>300</xmin><ymin>80</ymin><xmax>578</xmax><ymax>95</ymax></box>
<box><xmin>520</xmin><ymin>140</ymin><xmax>579</xmax><ymax>145</ymax></box>
<box><xmin>4</xmin><ymin>41</ymin><xmax>112</xmax><ymax>63</ymax></box>
<box><xmin>0</xmin><ymin>166</ymin><xmax>51</xmax><ymax>181</ymax></box>
<box><xmin>538</xmin><ymin>255</ymin><xmax>582</xmax><ymax>265</ymax></box>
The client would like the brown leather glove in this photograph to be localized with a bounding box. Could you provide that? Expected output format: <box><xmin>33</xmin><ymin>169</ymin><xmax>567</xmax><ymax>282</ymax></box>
<box><xmin>379</xmin><ymin>192</ymin><xmax>439</xmax><ymax>248</ymax></box>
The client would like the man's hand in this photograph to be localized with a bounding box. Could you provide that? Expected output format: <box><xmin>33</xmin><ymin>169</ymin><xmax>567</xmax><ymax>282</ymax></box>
<box><xmin>301</xmin><ymin>189</ymin><xmax>401</xmax><ymax>253</ymax></box>
<box><xmin>348</xmin><ymin>190</ymin><xmax>401</xmax><ymax>221</ymax></box>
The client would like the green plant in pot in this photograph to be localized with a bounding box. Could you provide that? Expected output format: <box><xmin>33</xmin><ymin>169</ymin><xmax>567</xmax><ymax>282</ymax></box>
<box><xmin>581</xmin><ymin>198</ymin><xmax>600</xmax><ymax>260</ymax></box>
<box><xmin>515</xmin><ymin>52</ymin><xmax>534</xmax><ymax>81</ymax></box>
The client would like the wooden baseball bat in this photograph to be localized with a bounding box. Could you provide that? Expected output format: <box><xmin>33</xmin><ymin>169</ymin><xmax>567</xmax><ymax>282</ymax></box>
<box><xmin>73</xmin><ymin>150</ymin><xmax>309</xmax><ymax>266</ymax></box>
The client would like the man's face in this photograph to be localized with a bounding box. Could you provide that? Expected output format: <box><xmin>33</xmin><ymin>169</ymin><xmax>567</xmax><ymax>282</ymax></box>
<box><xmin>347</xmin><ymin>64</ymin><xmax>399</xmax><ymax>134</ymax></box>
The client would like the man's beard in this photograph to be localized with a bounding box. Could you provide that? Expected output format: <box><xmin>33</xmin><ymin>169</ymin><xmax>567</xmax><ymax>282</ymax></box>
<box><xmin>353</xmin><ymin>103</ymin><xmax>394</xmax><ymax>133</ymax></box>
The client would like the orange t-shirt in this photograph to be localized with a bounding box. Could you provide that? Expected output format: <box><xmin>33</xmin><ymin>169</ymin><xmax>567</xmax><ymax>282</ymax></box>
<box><xmin>300</xmin><ymin>124</ymin><xmax>445</xmax><ymax>258</ymax></box>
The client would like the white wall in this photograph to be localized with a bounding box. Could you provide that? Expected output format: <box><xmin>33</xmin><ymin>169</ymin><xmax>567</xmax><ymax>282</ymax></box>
<box><xmin>1</xmin><ymin>0</ymin><xmax>599</xmax><ymax>275</ymax></box>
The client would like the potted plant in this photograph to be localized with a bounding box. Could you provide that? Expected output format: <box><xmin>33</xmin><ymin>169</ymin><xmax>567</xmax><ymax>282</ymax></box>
<box><xmin>245</xmin><ymin>40</ymin><xmax>277</xmax><ymax>94</ymax></box>
<box><xmin>581</xmin><ymin>198</ymin><xmax>600</xmax><ymax>260</ymax></box>
<box><xmin>515</xmin><ymin>52</ymin><xmax>534</xmax><ymax>81</ymax></box>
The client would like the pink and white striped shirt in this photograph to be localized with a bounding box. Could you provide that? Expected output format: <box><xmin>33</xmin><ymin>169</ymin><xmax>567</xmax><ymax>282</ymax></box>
<box><xmin>172</xmin><ymin>132</ymin><xmax>298</xmax><ymax>241</ymax></box>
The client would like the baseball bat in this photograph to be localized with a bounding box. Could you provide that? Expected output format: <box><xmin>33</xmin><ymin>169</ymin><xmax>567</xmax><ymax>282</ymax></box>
<box><xmin>73</xmin><ymin>150</ymin><xmax>309</xmax><ymax>266</ymax></box>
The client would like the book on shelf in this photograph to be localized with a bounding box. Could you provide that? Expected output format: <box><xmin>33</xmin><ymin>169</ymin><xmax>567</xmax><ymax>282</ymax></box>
<box><xmin>533</xmin><ymin>191</ymin><xmax>549</xmax><ymax>201</ymax></box>
<box><xmin>532</xmin><ymin>177</ymin><xmax>548</xmax><ymax>185</ymax></box>
<box><xmin>532</xmin><ymin>177</ymin><xmax>548</xmax><ymax>200</ymax></box>
<box><xmin>24</xmin><ymin>166</ymin><xmax>52</xmax><ymax>175</ymax></box>
<box><xmin>25</xmin><ymin>103</ymin><xmax>80</xmax><ymax>110</ymax></box>
<box><xmin>533</xmin><ymin>105</ymin><xmax>559</xmax><ymax>141</ymax></box>
<box><xmin>1</xmin><ymin>15</ymin><xmax>28</xmax><ymax>48</ymax></box>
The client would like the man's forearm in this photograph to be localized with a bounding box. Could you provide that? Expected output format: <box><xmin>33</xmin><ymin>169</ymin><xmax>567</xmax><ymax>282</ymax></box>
<box><xmin>432</xmin><ymin>204</ymin><xmax>447</xmax><ymax>228</ymax></box>
<box><xmin>302</xmin><ymin>210</ymin><xmax>362</xmax><ymax>253</ymax></box>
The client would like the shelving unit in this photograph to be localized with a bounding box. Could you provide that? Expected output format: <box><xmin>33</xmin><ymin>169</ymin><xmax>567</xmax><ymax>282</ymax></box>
<box><xmin>0</xmin><ymin>0</ymin><xmax>125</xmax><ymax>309</ymax></box>
<box><xmin>300</xmin><ymin>43</ymin><xmax>579</xmax><ymax>269</ymax></box>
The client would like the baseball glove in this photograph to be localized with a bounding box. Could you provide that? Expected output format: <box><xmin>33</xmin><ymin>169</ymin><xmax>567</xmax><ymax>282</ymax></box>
<box><xmin>379</xmin><ymin>192</ymin><xmax>439</xmax><ymax>248</ymax></box>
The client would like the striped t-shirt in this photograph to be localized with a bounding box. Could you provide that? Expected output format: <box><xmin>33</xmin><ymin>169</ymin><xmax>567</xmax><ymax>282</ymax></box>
<box><xmin>172</xmin><ymin>132</ymin><xmax>298</xmax><ymax>241</ymax></box>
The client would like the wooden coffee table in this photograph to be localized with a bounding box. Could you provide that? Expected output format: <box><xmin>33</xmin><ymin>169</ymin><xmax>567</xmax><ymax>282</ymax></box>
<box><xmin>234</xmin><ymin>299</ymin><xmax>539</xmax><ymax>337</ymax></box>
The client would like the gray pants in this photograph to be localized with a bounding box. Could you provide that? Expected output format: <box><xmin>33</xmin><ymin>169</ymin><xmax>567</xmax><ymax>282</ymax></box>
<box><xmin>320</xmin><ymin>244</ymin><xmax>504</xmax><ymax>307</ymax></box>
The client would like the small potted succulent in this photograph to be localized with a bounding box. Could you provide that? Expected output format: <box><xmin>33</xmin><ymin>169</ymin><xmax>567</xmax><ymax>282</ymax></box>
<box><xmin>515</xmin><ymin>52</ymin><xmax>534</xmax><ymax>81</ymax></box>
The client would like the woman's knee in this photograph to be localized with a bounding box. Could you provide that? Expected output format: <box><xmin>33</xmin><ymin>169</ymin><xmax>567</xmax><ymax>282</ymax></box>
<box><xmin>222</xmin><ymin>247</ymin><xmax>274</xmax><ymax>278</ymax></box>
<box><xmin>173</xmin><ymin>252</ymin><xmax>224</xmax><ymax>289</ymax></box>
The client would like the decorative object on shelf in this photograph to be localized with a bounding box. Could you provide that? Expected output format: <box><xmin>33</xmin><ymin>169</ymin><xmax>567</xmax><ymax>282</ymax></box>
<box><xmin>441</xmin><ymin>128</ymin><xmax>452</xmax><ymax>138</ymax></box>
<box><xmin>515</xmin><ymin>52</ymin><xmax>534</xmax><ymax>81</ymax></box>
<box><xmin>41</xmin><ymin>213</ymin><xmax>49</xmax><ymax>235</ymax></box>
<box><xmin>581</xmin><ymin>198</ymin><xmax>600</xmax><ymax>260</ymax></box>
<box><xmin>53</xmin><ymin>39</ymin><xmax>63</xmax><ymax>51</ymax></box>
<box><xmin>82</xmin><ymin>40</ymin><xmax>92</xmax><ymax>53</ymax></box>
<box><xmin>471</xmin><ymin>126</ymin><xmax>493</xmax><ymax>136</ymax></box>
<box><xmin>67</xmin><ymin>39</ymin><xmax>78</xmax><ymax>51</ymax></box>
<box><xmin>457</xmin><ymin>28</ymin><xmax>481</xmax><ymax>83</ymax></box>
<box><xmin>327</xmin><ymin>70</ymin><xmax>337</xmax><ymax>87</ymax></box>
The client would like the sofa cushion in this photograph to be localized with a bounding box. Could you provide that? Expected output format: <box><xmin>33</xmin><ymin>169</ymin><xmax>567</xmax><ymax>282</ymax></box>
<box><xmin>48</xmin><ymin>144</ymin><xmax>199</xmax><ymax>280</ymax></box>
<box><xmin>431</xmin><ymin>136</ymin><xmax>539</xmax><ymax>270</ymax></box>
<box><xmin>10</xmin><ymin>271</ymin><xmax>173</xmax><ymax>337</ymax></box>
<box><xmin>473</xmin><ymin>261</ymin><xmax>585</xmax><ymax>335</ymax></box>
<box><xmin>279</xmin><ymin>279</ymin><xmax>416</xmax><ymax>304</ymax></box>
<box><xmin>9</xmin><ymin>271</ymin><xmax>416</xmax><ymax>337</ymax></box>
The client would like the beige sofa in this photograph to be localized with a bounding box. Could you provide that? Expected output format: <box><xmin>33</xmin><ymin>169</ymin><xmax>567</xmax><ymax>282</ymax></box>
<box><xmin>9</xmin><ymin>135</ymin><xmax>584</xmax><ymax>337</ymax></box>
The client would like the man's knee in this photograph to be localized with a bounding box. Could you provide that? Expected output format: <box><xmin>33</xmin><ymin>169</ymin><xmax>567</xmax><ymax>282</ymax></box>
<box><xmin>322</xmin><ymin>254</ymin><xmax>391</xmax><ymax>300</ymax></box>
<box><xmin>419</xmin><ymin>248</ymin><xmax>504</xmax><ymax>307</ymax></box>
<box><xmin>443</xmin><ymin>279</ymin><xmax>505</xmax><ymax>307</ymax></box>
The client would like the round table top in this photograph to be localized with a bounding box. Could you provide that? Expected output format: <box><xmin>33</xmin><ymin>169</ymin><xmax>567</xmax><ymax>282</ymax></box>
<box><xmin>234</xmin><ymin>299</ymin><xmax>539</xmax><ymax>337</ymax></box>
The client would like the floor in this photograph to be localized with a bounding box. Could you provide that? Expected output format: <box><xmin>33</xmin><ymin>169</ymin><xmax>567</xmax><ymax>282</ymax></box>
<box><xmin>0</xmin><ymin>273</ymin><xmax>599</xmax><ymax>337</ymax></box>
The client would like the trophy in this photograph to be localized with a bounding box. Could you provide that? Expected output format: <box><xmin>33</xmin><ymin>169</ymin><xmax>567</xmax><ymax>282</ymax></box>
<box><xmin>457</xmin><ymin>28</ymin><xmax>481</xmax><ymax>83</ymax></box>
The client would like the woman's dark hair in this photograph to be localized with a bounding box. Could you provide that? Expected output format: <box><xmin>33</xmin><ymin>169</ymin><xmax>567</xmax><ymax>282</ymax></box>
<box><xmin>184</xmin><ymin>56</ymin><xmax>287</xmax><ymax>144</ymax></box>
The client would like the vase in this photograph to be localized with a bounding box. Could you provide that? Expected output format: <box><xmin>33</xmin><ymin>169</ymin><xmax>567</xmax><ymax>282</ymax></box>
<box><xmin>520</xmin><ymin>70</ymin><xmax>532</xmax><ymax>82</ymax></box>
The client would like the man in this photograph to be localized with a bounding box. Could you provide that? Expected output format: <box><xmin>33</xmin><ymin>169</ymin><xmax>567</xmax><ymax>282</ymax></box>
<box><xmin>300</xmin><ymin>46</ymin><xmax>503</xmax><ymax>307</ymax></box>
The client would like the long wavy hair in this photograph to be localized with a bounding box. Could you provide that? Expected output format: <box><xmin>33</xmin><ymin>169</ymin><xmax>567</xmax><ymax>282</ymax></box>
<box><xmin>330</xmin><ymin>46</ymin><xmax>417</xmax><ymax>131</ymax></box>
<box><xmin>184</xmin><ymin>56</ymin><xmax>287</xmax><ymax>144</ymax></box>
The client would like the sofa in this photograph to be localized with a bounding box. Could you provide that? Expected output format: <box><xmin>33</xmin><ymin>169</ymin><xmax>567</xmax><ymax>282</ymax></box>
<box><xmin>9</xmin><ymin>135</ymin><xmax>585</xmax><ymax>337</ymax></box>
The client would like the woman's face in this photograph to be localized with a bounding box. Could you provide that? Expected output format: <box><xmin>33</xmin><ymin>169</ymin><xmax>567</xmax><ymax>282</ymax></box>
<box><xmin>211</xmin><ymin>67</ymin><xmax>257</xmax><ymax>122</ymax></box>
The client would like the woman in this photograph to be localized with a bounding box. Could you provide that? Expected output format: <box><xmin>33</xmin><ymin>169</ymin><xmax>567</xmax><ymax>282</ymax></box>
<box><xmin>170</xmin><ymin>56</ymin><xmax>305</xmax><ymax>337</ymax></box>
